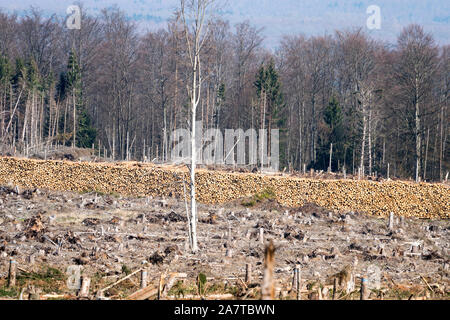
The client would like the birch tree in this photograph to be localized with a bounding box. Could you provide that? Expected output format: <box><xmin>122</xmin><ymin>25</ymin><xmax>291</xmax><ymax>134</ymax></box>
<box><xmin>180</xmin><ymin>0</ymin><xmax>215</xmax><ymax>253</ymax></box>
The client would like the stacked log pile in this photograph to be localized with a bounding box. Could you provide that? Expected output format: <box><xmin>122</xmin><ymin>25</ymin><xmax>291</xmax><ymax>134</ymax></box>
<box><xmin>0</xmin><ymin>156</ymin><xmax>448</xmax><ymax>219</ymax></box>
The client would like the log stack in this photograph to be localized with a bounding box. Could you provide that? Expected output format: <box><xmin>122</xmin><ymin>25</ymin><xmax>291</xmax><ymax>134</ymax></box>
<box><xmin>0</xmin><ymin>156</ymin><xmax>448</xmax><ymax>219</ymax></box>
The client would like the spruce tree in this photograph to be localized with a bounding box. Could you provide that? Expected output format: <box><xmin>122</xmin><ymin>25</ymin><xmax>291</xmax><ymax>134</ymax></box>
<box><xmin>316</xmin><ymin>96</ymin><xmax>345</xmax><ymax>171</ymax></box>
<box><xmin>254</xmin><ymin>59</ymin><xmax>286</xmax><ymax>168</ymax></box>
<box><xmin>66</xmin><ymin>49</ymin><xmax>96</xmax><ymax>148</ymax></box>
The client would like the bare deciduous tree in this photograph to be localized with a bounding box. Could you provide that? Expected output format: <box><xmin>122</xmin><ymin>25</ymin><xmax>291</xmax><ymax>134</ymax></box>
<box><xmin>180</xmin><ymin>0</ymin><xmax>216</xmax><ymax>253</ymax></box>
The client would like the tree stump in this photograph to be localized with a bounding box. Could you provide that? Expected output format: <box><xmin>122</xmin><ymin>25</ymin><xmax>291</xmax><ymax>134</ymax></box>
<box><xmin>7</xmin><ymin>259</ymin><xmax>16</xmax><ymax>287</ymax></box>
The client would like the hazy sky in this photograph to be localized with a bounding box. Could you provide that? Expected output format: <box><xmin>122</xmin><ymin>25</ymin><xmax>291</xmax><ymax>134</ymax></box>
<box><xmin>1</xmin><ymin>0</ymin><xmax>448</xmax><ymax>48</ymax></box>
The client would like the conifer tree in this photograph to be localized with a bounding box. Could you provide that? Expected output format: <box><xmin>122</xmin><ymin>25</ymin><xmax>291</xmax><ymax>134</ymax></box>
<box><xmin>317</xmin><ymin>96</ymin><xmax>345</xmax><ymax>171</ymax></box>
<box><xmin>66</xmin><ymin>49</ymin><xmax>96</xmax><ymax>148</ymax></box>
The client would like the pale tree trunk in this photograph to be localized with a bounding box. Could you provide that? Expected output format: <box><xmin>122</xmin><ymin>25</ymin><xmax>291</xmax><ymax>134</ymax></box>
<box><xmin>368</xmin><ymin>107</ymin><xmax>372</xmax><ymax>176</ymax></box>
<box><xmin>311</xmin><ymin>96</ymin><xmax>316</xmax><ymax>163</ymax></box>
<box><xmin>440</xmin><ymin>104</ymin><xmax>444</xmax><ymax>180</ymax></box>
<box><xmin>126</xmin><ymin>130</ymin><xmax>129</xmax><ymax>161</ymax></box>
<box><xmin>39</xmin><ymin>94</ymin><xmax>44</xmax><ymax>146</ymax></box>
<box><xmin>360</xmin><ymin>102</ymin><xmax>367</xmax><ymax>177</ymax></box>
<box><xmin>260</xmin><ymin>90</ymin><xmax>266</xmax><ymax>172</ymax></box>
<box><xmin>0</xmin><ymin>86</ymin><xmax>4</xmax><ymax>141</ymax></box>
<box><xmin>3</xmin><ymin>85</ymin><xmax>23</xmax><ymax>144</ymax></box>
<box><xmin>63</xmin><ymin>100</ymin><xmax>68</xmax><ymax>145</ymax></box>
<box><xmin>112</xmin><ymin>123</ymin><xmax>116</xmax><ymax>161</ymax></box>
<box><xmin>300</xmin><ymin>100</ymin><xmax>305</xmax><ymax>168</ymax></box>
<box><xmin>163</xmin><ymin>107</ymin><xmax>168</xmax><ymax>162</ymax></box>
<box><xmin>433</xmin><ymin>124</ymin><xmax>439</xmax><ymax>180</ymax></box>
<box><xmin>190</xmin><ymin>90</ymin><xmax>198</xmax><ymax>253</ymax></box>
<box><xmin>72</xmin><ymin>89</ymin><xmax>76</xmax><ymax>148</ymax></box>
<box><xmin>297</xmin><ymin>101</ymin><xmax>302</xmax><ymax>168</ymax></box>
<box><xmin>181</xmin><ymin>0</ymin><xmax>214</xmax><ymax>254</ymax></box>
<box><xmin>415</xmin><ymin>79</ymin><xmax>421</xmax><ymax>182</ymax></box>
<box><xmin>424</xmin><ymin>127</ymin><xmax>429</xmax><ymax>181</ymax></box>
<box><xmin>188</xmin><ymin>51</ymin><xmax>200</xmax><ymax>253</ymax></box>
<box><xmin>30</xmin><ymin>90</ymin><xmax>36</xmax><ymax>149</ymax></box>
<box><xmin>48</xmin><ymin>92</ymin><xmax>53</xmax><ymax>144</ymax></box>
<box><xmin>53</xmin><ymin>101</ymin><xmax>60</xmax><ymax>145</ymax></box>
<box><xmin>21</xmin><ymin>97</ymin><xmax>29</xmax><ymax>144</ymax></box>
<box><xmin>328</xmin><ymin>143</ymin><xmax>333</xmax><ymax>173</ymax></box>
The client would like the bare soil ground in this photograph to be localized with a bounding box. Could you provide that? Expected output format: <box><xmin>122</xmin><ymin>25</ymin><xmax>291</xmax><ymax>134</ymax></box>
<box><xmin>0</xmin><ymin>185</ymin><xmax>448</xmax><ymax>300</ymax></box>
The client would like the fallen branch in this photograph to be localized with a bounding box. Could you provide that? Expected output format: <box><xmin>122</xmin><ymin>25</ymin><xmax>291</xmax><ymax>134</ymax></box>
<box><xmin>165</xmin><ymin>294</ymin><xmax>235</xmax><ymax>300</ymax></box>
<box><xmin>419</xmin><ymin>274</ymin><xmax>434</xmax><ymax>293</ymax></box>
<box><xmin>17</xmin><ymin>266</ymin><xmax>29</xmax><ymax>274</ymax></box>
<box><xmin>99</xmin><ymin>268</ymin><xmax>143</xmax><ymax>293</ymax></box>
<box><xmin>127</xmin><ymin>286</ymin><xmax>159</xmax><ymax>300</ymax></box>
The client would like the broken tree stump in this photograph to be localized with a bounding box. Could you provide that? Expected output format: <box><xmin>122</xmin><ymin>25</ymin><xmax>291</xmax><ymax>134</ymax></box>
<box><xmin>27</xmin><ymin>254</ymin><xmax>36</xmax><ymax>265</ymax></box>
<box><xmin>259</xmin><ymin>228</ymin><xmax>264</xmax><ymax>245</ymax></box>
<box><xmin>140</xmin><ymin>269</ymin><xmax>148</xmax><ymax>289</ymax></box>
<box><xmin>360</xmin><ymin>277</ymin><xmax>369</xmax><ymax>300</ymax></box>
<box><xmin>411</xmin><ymin>243</ymin><xmax>422</xmax><ymax>256</ymax></box>
<box><xmin>290</xmin><ymin>265</ymin><xmax>301</xmax><ymax>300</ymax></box>
<box><xmin>399</xmin><ymin>216</ymin><xmax>405</xmax><ymax>228</ymax></box>
<box><xmin>79</xmin><ymin>277</ymin><xmax>91</xmax><ymax>298</ymax></box>
<box><xmin>7</xmin><ymin>259</ymin><xmax>16</xmax><ymax>287</ymax></box>
<box><xmin>295</xmin><ymin>265</ymin><xmax>301</xmax><ymax>300</ymax></box>
<box><xmin>388</xmin><ymin>212</ymin><xmax>395</xmax><ymax>230</ymax></box>
<box><xmin>261</xmin><ymin>241</ymin><xmax>275</xmax><ymax>300</ymax></box>
<box><xmin>332</xmin><ymin>278</ymin><xmax>337</xmax><ymax>300</ymax></box>
<box><xmin>162</xmin><ymin>273</ymin><xmax>186</xmax><ymax>298</ymax></box>
<box><xmin>159</xmin><ymin>272</ymin><xmax>188</xmax><ymax>299</ymax></box>
<box><xmin>245</xmin><ymin>263</ymin><xmax>252</xmax><ymax>284</ymax></box>
<box><xmin>322</xmin><ymin>287</ymin><xmax>329</xmax><ymax>300</ymax></box>
<box><xmin>158</xmin><ymin>272</ymin><xmax>165</xmax><ymax>300</ymax></box>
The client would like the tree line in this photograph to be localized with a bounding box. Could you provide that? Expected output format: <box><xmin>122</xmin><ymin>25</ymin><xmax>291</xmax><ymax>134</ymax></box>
<box><xmin>0</xmin><ymin>5</ymin><xmax>448</xmax><ymax>181</ymax></box>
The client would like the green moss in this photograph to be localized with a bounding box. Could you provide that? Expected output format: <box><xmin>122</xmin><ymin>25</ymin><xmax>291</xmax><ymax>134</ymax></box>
<box><xmin>255</xmin><ymin>188</ymin><xmax>276</xmax><ymax>201</ymax></box>
<box><xmin>121</xmin><ymin>265</ymin><xmax>132</xmax><ymax>276</ymax></box>
<box><xmin>0</xmin><ymin>286</ymin><xmax>18</xmax><ymax>298</ymax></box>
<box><xmin>167</xmin><ymin>281</ymin><xmax>197</xmax><ymax>298</ymax></box>
<box><xmin>197</xmin><ymin>272</ymin><xmax>207</xmax><ymax>296</ymax></box>
<box><xmin>17</xmin><ymin>267</ymin><xmax>64</xmax><ymax>282</ymax></box>
<box><xmin>226</xmin><ymin>285</ymin><xmax>240</xmax><ymax>297</ymax></box>
<box><xmin>306</xmin><ymin>281</ymin><xmax>317</xmax><ymax>291</ymax></box>
<box><xmin>241</xmin><ymin>188</ymin><xmax>276</xmax><ymax>207</ymax></box>
<box><xmin>206</xmin><ymin>282</ymin><xmax>226</xmax><ymax>295</ymax></box>
<box><xmin>242</xmin><ymin>199</ymin><xmax>256</xmax><ymax>207</ymax></box>
<box><xmin>16</xmin><ymin>267</ymin><xmax>65</xmax><ymax>294</ymax></box>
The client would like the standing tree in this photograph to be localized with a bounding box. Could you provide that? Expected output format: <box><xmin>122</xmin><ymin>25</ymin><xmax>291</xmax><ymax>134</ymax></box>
<box><xmin>317</xmin><ymin>96</ymin><xmax>345</xmax><ymax>171</ymax></box>
<box><xmin>180</xmin><ymin>0</ymin><xmax>215</xmax><ymax>253</ymax></box>
<box><xmin>395</xmin><ymin>25</ymin><xmax>438</xmax><ymax>182</ymax></box>
<box><xmin>335</xmin><ymin>30</ymin><xmax>378</xmax><ymax>177</ymax></box>
<box><xmin>254</xmin><ymin>59</ymin><xmax>285</xmax><ymax>169</ymax></box>
<box><xmin>66</xmin><ymin>49</ymin><xmax>96</xmax><ymax>148</ymax></box>
<box><xmin>67</xmin><ymin>49</ymin><xmax>81</xmax><ymax>148</ymax></box>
